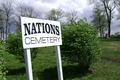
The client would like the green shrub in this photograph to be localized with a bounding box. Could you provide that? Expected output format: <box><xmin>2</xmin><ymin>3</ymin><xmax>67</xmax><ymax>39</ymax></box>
<box><xmin>0</xmin><ymin>40</ymin><xmax>8</xmax><ymax>80</ymax></box>
<box><xmin>6</xmin><ymin>30</ymin><xmax>39</xmax><ymax>62</ymax></box>
<box><xmin>61</xmin><ymin>18</ymin><xmax>101</xmax><ymax>69</ymax></box>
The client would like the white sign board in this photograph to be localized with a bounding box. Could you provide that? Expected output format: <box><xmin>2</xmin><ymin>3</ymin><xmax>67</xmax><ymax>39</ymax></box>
<box><xmin>21</xmin><ymin>17</ymin><xmax>62</xmax><ymax>49</ymax></box>
<box><xmin>21</xmin><ymin>17</ymin><xmax>63</xmax><ymax>80</ymax></box>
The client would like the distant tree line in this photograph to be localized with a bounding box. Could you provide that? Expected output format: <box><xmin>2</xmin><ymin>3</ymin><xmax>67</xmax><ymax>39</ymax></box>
<box><xmin>0</xmin><ymin>0</ymin><xmax>120</xmax><ymax>39</ymax></box>
<box><xmin>0</xmin><ymin>1</ymin><xmax>79</xmax><ymax>40</ymax></box>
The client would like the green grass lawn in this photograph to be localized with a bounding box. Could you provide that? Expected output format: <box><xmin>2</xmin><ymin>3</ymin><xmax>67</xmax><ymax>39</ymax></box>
<box><xmin>4</xmin><ymin>37</ymin><xmax>120</xmax><ymax>80</ymax></box>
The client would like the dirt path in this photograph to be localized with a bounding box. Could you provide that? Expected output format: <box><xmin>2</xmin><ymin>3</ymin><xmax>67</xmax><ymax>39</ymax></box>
<box><xmin>101</xmin><ymin>57</ymin><xmax>120</xmax><ymax>63</ymax></box>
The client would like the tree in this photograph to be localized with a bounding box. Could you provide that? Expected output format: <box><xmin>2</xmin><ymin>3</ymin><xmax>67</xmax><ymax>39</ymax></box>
<box><xmin>0</xmin><ymin>22</ymin><xmax>4</xmax><ymax>40</ymax></box>
<box><xmin>91</xmin><ymin>4</ymin><xmax>107</xmax><ymax>37</ymax></box>
<box><xmin>46</xmin><ymin>7</ymin><xmax>64</xmax><ymax>21</ymax></box>
<box><xmin>117</xmin><ymin>8</ymin><xmax>120</xmax><ymax>20</ymax></box>
<box><xmin>0</xmin><ymin>9</ymin><xmax>4</xmax><ymax>40</ymax></box>
<box><xmin>23</xmin><ymin>5</ymin><xmax>41</xmax><ymax>18</ymax></box>
<box><xmin>65</xmin><ymin>10</ymin><xmax>78</xmax><ymax>24</ymax></box>
<box><xmin>116</xmin><ymin>1</ymin><xmax>120</xmax><ymax>20</ymax></box>
<box><xmin>0</xmin><ymin>9</ymin><xmax>3</xmax><ymax>21</ymax></box>
<box><xmin>1</xmin><ymin>0</ymin><xmax>13</xmax><ymax>38</ymax></box>
<box><xmin>14</xmin><ymin>2</ymin><xmax>42</xmax><ymax>31</ymax></box>
<box><xmin>89</xmin><ymin>0</ymin><xmax>117</xmax><ymax>38</ymax></box>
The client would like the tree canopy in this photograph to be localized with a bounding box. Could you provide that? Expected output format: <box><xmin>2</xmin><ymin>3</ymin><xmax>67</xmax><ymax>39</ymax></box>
<box><xmin>91</xmin><ymin>4</ymin><xmax>107</xmax><ymax>37</ymax></box>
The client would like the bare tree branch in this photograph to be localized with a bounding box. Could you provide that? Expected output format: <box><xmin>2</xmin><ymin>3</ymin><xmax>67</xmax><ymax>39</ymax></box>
<box><xmin>1</xmin><ymin>0</ymin><xmax>13</xmax><ymax>37</ymax></box>
<box><xmin>46</xmin><ymin>7</ymin><xmax>64</xmax><ymax>21</ymax></box>
<box><xmin>65</xmin><ymin>10</ymin><xmax>78</xmax><ymax>24</ymax></box>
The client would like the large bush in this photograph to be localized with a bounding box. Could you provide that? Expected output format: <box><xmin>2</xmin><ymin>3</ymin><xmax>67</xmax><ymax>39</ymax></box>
<box><xmin>0</xmin><ymin>40</ymin><xmax>8</xmax><ymax>80</ymax></box>
<box><xmin>6</xmin><ymin>30</ymin><xmax>39</xmax><ymax>62</ymax></box>
<box><xmin>61</xmin><ymin>18</ymin><xmax>101</xmax><ymax>69</ymax></box>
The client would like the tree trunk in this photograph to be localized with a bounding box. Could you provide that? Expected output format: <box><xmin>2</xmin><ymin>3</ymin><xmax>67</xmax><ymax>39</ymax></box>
<box><xmin>107</xmin><ymin>12</ymin><xmax>111</xmax><ymax>38</ymax></box>
<box><xmin>2</xmin><ymin>22</ymin><xmax>4</xmax><ymax>40</ymax></box>
<box><xmin>108</xmin><ymin>10</ymin><xmax>112</xmax><ymax>38</ymax></box>
<box><xmin>8</xmin><ymin>24</ymin><xmax>10</xmax><ymax>34</ymax></box>
<box><xmin>71</xmin><ymin>20</ymin><xmax>73</xmax><ymax>24</ymax></box>
<box><xmin>3</xmin><ymin>27</ymin><xmax>4</xmax><ymax>40</ymax></box>
<box><xmin>6</xmin><ymin>22</ymin><xmax>8</xmax><ymax>39</ymax></box>
<box><xmin>108</xmin><ymin>21</ymin><xmax>111</xmax><ymax>38</ymax></box>
<box><xmin>102</xmin><ymin>1</ymin><xmax>111</xmax><ymax>38</ymax></box>
<box><xmin>100</xmin><ymin>28</ymin><xmax>102</xmax><ymax>37</ymax></box>
<box><xmin>1</xmin><ymin>28</ymin><xmax>2</xmax><ymax>40</ymax></box>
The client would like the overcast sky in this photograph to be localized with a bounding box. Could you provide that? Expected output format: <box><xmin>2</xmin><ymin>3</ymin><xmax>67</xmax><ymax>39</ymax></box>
<box><xmin>1</xmin><ymin>0</ymin><xmax>120</xmax><ymax>35</ymax></box>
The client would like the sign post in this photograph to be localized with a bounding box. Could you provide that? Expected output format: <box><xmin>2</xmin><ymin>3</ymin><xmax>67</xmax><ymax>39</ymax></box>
<box><xmin>55</xmin><ymin>46</ymin><xmax>63</xmax><ymax>80</ymax></box>
<box><xmin>21</xmin><ymin>17</ymin><xmax>63</xmax><ymax>80</ymax></box>
<box><xmin>24</xmin><ymin>49</ymin><xmax>33</xmax><ymax>80</ymax></box>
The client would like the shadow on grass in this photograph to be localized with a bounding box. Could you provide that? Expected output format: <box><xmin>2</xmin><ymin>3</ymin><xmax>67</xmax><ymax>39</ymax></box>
<box><xmin>98</xmin><ymin>37</ymin><xmax>120</xmax><ymax>42</ymax></box>
<box><xmin>7</xmin><ymin>67</ymin><xmax>25</xmax><ymax>75</ymax></box>
<box><xmin>37</xmin><ymin>65</ymin><xmax>92</xmax><ymax>80</ymax></box>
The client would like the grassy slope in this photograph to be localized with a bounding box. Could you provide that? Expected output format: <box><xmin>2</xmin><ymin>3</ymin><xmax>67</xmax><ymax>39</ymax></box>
<box><xmin>4</xmin><ymin>38</ymin><xmax>120</xmax><ymax>80</ymax></box>
<box><xmin>99</xmin><ymin>38</ymin><xmax>120</xmax><ymax>59</ymax></box>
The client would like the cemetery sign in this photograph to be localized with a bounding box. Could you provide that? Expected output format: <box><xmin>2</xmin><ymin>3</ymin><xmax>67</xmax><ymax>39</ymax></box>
<box><xmin>21</xmin><ymin>17</ymin><xmax>62</xmax><ymax>49</ymax></box>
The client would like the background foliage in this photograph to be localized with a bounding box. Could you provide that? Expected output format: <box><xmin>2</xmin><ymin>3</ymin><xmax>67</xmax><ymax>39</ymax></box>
<box><xmin>0</xmin><ymin>40</ymin><xmax>8</xmax><ymax>80</ymax></box>
<box><xmin>111</xmin><ymin>32</ymin><xmax>120</xmax><ymax>38</ymax></box>
<box><xmin>5</xmin><ymin>30</ymin><xmax>39</xmax><ymax>62</ymax></box>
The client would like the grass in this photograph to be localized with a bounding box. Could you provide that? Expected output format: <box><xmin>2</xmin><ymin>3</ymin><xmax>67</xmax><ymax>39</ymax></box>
<box><xmin>3</xmin><ymin>37</ymin><xmax>120</xmax><ymax>80</ymax></box>
<box><xmin>99</xmin><ymin>37</ymin><xmax>120</xmax><ymax>59</ymax></box>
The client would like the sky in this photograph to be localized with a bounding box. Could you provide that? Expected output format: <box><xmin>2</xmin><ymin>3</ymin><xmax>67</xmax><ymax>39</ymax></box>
<box><xmin>1</xmin><ymin>0</ymin><xmax>120</xmax><ymax>35</ymax></box>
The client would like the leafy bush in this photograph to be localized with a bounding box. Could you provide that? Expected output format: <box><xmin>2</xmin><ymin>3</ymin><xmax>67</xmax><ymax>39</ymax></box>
<box><xmin>61</xmin><ymin>18</ymin><xmax>101</xmax><ymax>69</ymax></box>
<box><xmin>0</xmin><ymin>40</ymin><xmax>8</xmax><ymax>80</ymax></box>
<box><xmin>6</xmin><ymin>30</ymin><xmax>39</xmax><ymax>62</ymax></box>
